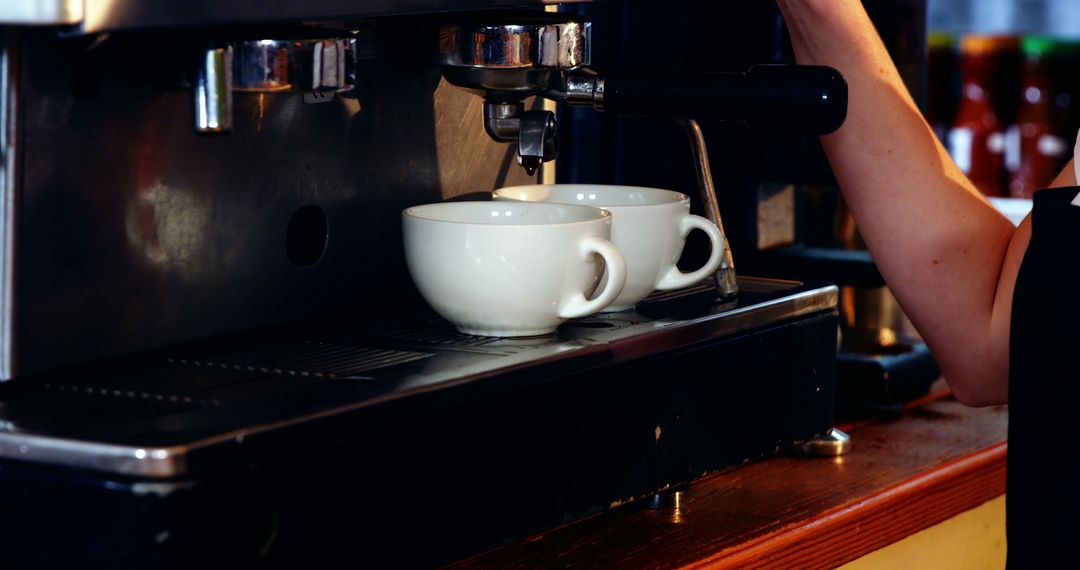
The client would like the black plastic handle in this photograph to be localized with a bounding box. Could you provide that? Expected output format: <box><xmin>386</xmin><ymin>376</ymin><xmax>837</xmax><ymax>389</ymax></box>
<box><xmin>600</xmin><ymin>64</ymin><xmax>848</xmax><ymax>135</ymax></box>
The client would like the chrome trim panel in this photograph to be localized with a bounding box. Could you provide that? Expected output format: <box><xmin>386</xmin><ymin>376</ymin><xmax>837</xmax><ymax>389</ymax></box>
<box><xmin>439</xmin><ymin>21</ymin><xmax>589</xmax><ymax>70</ymax></box>
<box><xmin>0</xmin><ymin>33</ymin><xmax>14</xmax><ymax>379</ymax></box>
<box><xmin>0</xmin><ymin>1</ymin><xmax>82</xmax><ymax>25</ymax></box>
<box><xmin>0</xmin><ymin>436</ymin><xmax>186</xmax><ymax>478</ymax></box>
<box><xmin>78</xmin><ymin>0</ymin><xmax>586</xmax><ymax>34</ymax></box>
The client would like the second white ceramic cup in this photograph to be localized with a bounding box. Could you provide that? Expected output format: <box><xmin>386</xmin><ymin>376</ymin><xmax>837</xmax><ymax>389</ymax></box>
<box><xmin>494</xmin><ymin>184</ymin><xmax>723</xmax><ymax>311</ymax></box>
<box><xmin>402</xmin><ymin>201</ymin><xmax>627</xmax><ymax>337</ymax></box>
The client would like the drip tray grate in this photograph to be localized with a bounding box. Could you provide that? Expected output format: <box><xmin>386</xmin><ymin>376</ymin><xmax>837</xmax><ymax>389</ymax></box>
<box><xmin>163</xmin><ymin>340</ymin><xmax>435</xmax><ymax>380</ymax></box>
<box><xmin>41</xmin><ymin>382</ymin><xmax>218</xmax><ymax>408</ymax></box>
<box><xmin>369</xmin><ymin>314</ymin><xmax>648</xmax><ymax>355</ymax></box>
<box><xmin>379</xmin><ymin>320</ymin><xmax>503</xmax><ymax>349</ymax></box>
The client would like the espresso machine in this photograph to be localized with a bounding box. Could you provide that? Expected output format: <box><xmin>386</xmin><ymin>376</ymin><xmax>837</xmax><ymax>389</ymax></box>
<box><xmin>0</xmin><ymin>2</ymin><xmax>846</xmax><ymax>566</ymax></box>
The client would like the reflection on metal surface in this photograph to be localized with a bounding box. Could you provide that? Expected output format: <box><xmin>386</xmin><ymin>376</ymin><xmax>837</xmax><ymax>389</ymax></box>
<box><xmin>439</xmin><ymin>21</ymin><xmax>589</xmax><ymax>70</ymax></box>
<box><xmin>541</xmin><ymin>95</ymin><xmax>556</xmax><ymax>184</ymax></box>
<box><xmin>78</xmin><ymin>1</ymin><xmax>583</xmax><ymax>34</ymax></box>
<box><xmin>124</xmin><ymin>182</ymin><xmax>209</xmax><ymax>274</ymax></box>
<box><xmin>552</xmin><ymin>71</ymin><xmax>600</xmax><ymax>107</ymax></box>
<box><xmin>484</xmin><ymin>100</ymin><xmax>524</xmax><ymax>141</ymax></box>
<box><xmin>0</xmin><ymin>279</ymin><xmax>836</xmax><ymax>477</ymax></box>
<box><xmin>681</xmin><ymin>119</ymin><xmax>738</xmax><ymax>299</ymax></box>
<box><xmin>841</xmin><ymin>284</ymin><xmax>921</xmax><ymax>346</ymax></box>
<box><xmin>0</xmin><ymin>437</ymin><xmax>187</xmax><ymax>478</ymax></box>
<box><xmin>671</xmin><ymin>493</ymin><xmax>686</xmax><ymax>525</ymax></box>
<box><xmin>0</xmin><ymin>1</ymin><xmax>81</xmax><ymax>25</ymax></box>
<box><xmin>194</xmin><ymin>46</ymin><xmax>233</xmax><ymax>133</ymax></box>
<box><xmin>195</xmin><ymin>38</ymin><xmax>357</xmax><ymax>133</ymax></box>
<box><xmin>233</xmin><ymin>38</ymin><xmax>357</xmax><ymax>93</ymax></box>
<box><xmin>480</xmin><ymin>100</ymin><xmax>557</xmax><ymax>174</ymax></box>
<box><xmin>0</xmin><ymin>33</ymin><xmax>13</xmax><ymax>379</ymax></box>
<box><xmin>515</xmin><ymin>109</ymin><xmax>556</xmax><ymax>174</ymax></box>
<box><xmin>797</xmin><ymin>428</ymin><xmax>852</xmax><ymax>457</ymax></box>
<box><xmin>440</xmin><ymin>19</ymin><xmax>589</xmax><ymax>100</ymax></box>
<box><xmin>646</xmin><ymin>489</ymin><xmax>687</xmax><ymax>524</ymax></box>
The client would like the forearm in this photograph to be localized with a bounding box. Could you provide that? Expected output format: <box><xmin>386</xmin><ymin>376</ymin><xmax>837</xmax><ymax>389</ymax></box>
<box><xmin>775</xmin><ymin>0</ymin><xmax>1017</xmax><ymax>404</ymax></box>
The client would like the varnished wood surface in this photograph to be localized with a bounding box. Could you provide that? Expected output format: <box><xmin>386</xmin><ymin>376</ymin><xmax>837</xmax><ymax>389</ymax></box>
<box><xmin>449</xmin><ymin>395</ymin><xmax>1007</xmax><ymax>569</ymax></box>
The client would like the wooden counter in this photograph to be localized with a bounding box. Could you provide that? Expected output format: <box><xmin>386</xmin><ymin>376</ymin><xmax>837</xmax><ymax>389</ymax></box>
<box><xmin>448</xmin><ymin>387</ymin><xmax>1008</xmax><ymax>568</ymax></box>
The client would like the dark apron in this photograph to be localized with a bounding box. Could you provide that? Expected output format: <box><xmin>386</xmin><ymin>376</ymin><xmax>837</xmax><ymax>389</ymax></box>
<box><xmin>1008</xmin><ymin>186</ymin><xmax>1080</xmax><ymax>566</ymax></box>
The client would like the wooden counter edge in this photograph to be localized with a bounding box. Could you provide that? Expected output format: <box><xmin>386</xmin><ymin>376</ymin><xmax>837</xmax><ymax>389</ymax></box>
<box><xmin>685</xmin><ymin>441</ymin><xmax>1008</xmax><ymax>570</ymax></box>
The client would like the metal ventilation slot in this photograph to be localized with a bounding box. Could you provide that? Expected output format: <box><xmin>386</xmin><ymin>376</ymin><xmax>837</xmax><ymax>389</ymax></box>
<box><xmin>41</xmin><ymin>382</ymin><xmax>217</xmax><ymax>408</ymax></box>
<box><xmin>380</xmin><ymin>320</ymin><xmax>503</xmax><ymax>349</ymax></box>
<box><xmin>164</xmin><ymin>340</ymin><xmax>435</xmax><ymax>380</ymax></box>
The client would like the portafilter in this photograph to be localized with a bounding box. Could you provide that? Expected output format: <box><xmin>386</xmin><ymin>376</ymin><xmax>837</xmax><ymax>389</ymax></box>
<box><xmin>438</xmin><ymin>14</ymin><xmax>848</xmax><ymax>299</ymax></box>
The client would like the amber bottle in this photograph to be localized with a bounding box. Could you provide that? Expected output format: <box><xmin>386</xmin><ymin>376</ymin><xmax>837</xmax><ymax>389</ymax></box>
<box><xmin>926</xmin><ymin>32</ymin><xmax>958</xmax><ymax>144</ymax></box>
<box><xmin>1008</xmin><ymin>37</ymin><xmax>1069</xmax><ymax>198</ymax></box>
<box><xmin>948</xmin><ymin>35</ymin><xmax>1017</xmax><ymax>197</ymax></box>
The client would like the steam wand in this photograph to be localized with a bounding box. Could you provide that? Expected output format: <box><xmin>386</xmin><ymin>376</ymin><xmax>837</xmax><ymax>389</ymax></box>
<box><xmin>680</xmin><ymin>119</ymin><xmax>738</xmax><ymax>299</ymax></box>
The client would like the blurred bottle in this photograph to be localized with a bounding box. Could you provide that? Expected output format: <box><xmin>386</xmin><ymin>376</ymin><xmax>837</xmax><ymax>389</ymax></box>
<box><xmin>1007</xmin><ymin>36</ymin><xmax>1069</xmax><ymax>198</ymax></box>
<box><xmin>948</xmin><ymin>35</ymin><xmax>1017</xmax><ymax>197</ymax></box>
<box><xmin>993</xmin><ymin>34</ymin><xmax>1022</xmax><ymax>130</ymax></box>
<box><xmin>1051</xmin><ymin>39</ymin><xmax>1080</xmax><ymax>154</ymax></box>
<box><xmin>926</xmin><ymin>31</ymin><xmax>959</xmax><ymax>143</ymax></box>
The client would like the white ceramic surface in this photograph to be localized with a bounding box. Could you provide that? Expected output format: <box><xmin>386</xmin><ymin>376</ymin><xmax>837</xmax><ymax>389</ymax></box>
<box><xmin>494</xmin><ymin>184</ymin><xmax>723</xmax><ymax>311</ymax></box>
<box><xmin>402</xmin><ymin>201</ymin><xmax>627</xmax><ymax>337</ymax></box>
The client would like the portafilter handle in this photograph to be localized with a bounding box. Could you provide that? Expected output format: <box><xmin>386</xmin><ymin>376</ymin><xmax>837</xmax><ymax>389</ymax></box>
<box><xmin>591</xmin><ymin>65</ymin><xmax>848</xmax><ymax>136</ymax></box>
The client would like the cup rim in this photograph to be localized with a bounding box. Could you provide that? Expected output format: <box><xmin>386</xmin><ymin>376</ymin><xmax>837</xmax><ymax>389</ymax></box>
<box><xmin>403</xmin><ymin>200</ymin><xmax>611</xmax><ymax>227</ymax></box>
<box><xmin>493</xmin><ymin>184</ymin><xmax>690</xmax><ymax>208</ymax></box>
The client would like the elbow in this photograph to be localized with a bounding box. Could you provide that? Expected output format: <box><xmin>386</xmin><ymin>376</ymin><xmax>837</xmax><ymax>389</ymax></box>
<box><xmin>945</xmin><ymin>375</ymin><xmax>1007</xmax><ymax>407</ymax></box>
<box><xmin>933</xmin><ymin>352</ymin><xmax>1009</xmax><ymax>406</ymax></box>
<box><xmin>949</xmin><ymin>384</ymin><xmax>994</xmax><ymax>407</ymax></box>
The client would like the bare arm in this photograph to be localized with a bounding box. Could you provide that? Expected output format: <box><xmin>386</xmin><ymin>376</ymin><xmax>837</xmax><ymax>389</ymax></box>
<box><xmin>774</xmin><ymin>0</ymin><xmax>1065</xmax><ymax>406</ymax></box>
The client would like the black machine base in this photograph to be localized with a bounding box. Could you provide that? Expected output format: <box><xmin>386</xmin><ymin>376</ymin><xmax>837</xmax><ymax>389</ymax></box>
<box><xmin>835</xmin><ymin>338</ymin><xmax>940</xmax><ymax>418</ymax></box>
<box><xmin>0</xmin><ymin>278</ymin><xmax>838</xmax><ymax>568</ymax></box>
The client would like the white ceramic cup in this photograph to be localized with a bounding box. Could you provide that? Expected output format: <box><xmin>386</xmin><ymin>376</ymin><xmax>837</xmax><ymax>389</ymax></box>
<box><xmin>402</xmin><ymin>201</ymin><xmax>628</xmax><ymax>337</ymax></box>
<box><xmin>493</xmin><ymin>184</ymin><xmax>723</xmax><ymax>311</ymax></box>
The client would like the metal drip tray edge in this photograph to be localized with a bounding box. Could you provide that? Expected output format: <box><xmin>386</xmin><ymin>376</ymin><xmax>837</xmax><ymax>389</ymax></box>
<box><xmin>0</xmin><ymin>280</ymin><xmax>838</xmax><ymax>478</ymax></box>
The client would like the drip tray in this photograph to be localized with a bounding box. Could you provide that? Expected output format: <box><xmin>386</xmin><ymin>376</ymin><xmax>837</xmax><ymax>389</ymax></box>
<box><xmin>163</xmin><ymin>340</ymin><xmax>436</xmax><ymax>380</ymax></box>
<box><xmin>0</xmin><ymin>277</ymin><xmax>836</xmax><ymax>477</ymax></box>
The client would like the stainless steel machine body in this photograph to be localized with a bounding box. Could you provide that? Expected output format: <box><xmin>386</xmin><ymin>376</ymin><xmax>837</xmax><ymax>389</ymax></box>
<box><xmin>0</xmin><ymin>1</ymin><xmax>582</xmax><ymax>30</ymax></box>
<box><xmin>0</xmin><ymin>5</ymin><xmax>562</xmax><ymax>380</ymax></box>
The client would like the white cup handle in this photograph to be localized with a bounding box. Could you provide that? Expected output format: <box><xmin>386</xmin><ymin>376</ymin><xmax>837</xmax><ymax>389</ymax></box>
<box><xmin>558</xmin><ymin>237</ymin><xmax>627</xmax><ymax>319</ymax></box>
<box><xmin>656</xmin><ymin>214</ymin><xmax>724</xmax><ymax>291</ymax></box>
